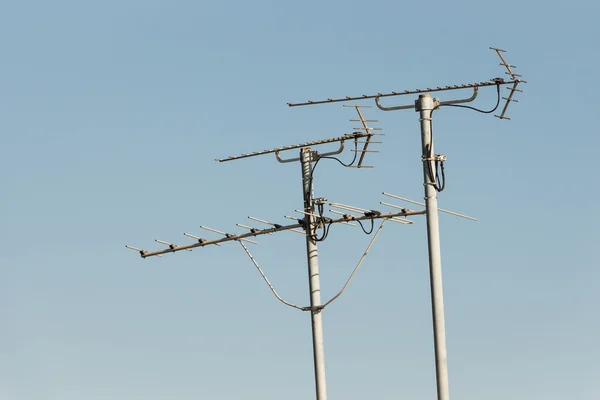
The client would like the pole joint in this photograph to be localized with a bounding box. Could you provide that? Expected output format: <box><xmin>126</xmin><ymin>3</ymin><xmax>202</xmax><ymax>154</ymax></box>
<box><xmin>415</xmin><ymin>95</ymin><xmax>440</xmax><ymax>112</ymax></box>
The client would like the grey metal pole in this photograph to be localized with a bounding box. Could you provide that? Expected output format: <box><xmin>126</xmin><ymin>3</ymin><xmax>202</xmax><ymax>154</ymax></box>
<box><xmin>416</xmin><ymin>94</ymin><xmax>450</xmax><ymax>400</ymax></box>
<box><xmin>300</xmin><ymin>147</ymin><xmax>327</xmax><ymax>400</ymax></box>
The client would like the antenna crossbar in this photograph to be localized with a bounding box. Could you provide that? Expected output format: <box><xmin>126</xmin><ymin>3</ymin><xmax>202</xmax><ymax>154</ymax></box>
<box><xmin>216</xmin><ymin>132</ymin><xmax>374</xmax><ymax>163</ymax></box>
<box><xmin>287</xmin><ymin>80</ymin><xmax>517</xmax><ymax>107</ymax></box>
<box><xmin>287</xmin><ymin>47</ymin><xmax>525</xmax><ymax>119</ymax></box>
<box><xmin>353</xmin><ymin>105</ymin><xmax>378</xmax><ymax>167</ymax></box>
<box><xmin>126</xmin><ymin>209</ymin><xmax>425</xmax><ymax>258</ymax></box>
<box><xmin>382</xmin><ymin>193</ymin><xmax>477</xmax><ymax>221</ymax></box>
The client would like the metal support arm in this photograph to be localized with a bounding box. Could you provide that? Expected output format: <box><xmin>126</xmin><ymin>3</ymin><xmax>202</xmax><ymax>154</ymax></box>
<box><xmin>376</xmin><ymin>87</ymin><xmax>478</xmax><ymax>111</ymax></box>
<box><xmin>276</xmin><ymin>140</ymin><xmax>345</xmax><ymax>163</ymax></box>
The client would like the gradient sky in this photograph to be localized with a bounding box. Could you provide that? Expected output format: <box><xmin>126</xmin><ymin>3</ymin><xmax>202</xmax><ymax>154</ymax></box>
<box><xmin>1</xmin><ymin>1</ymin><xmax>599</xmax><ymax>399</ymax></box>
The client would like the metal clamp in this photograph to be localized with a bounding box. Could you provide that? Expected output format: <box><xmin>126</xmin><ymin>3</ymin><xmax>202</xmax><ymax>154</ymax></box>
<box><xmin>422</xmin><ymin>154</ymin><xmax>447</xmax><ymax>162</ymax></box>
<box><xmin>276</xmin><ymin>142</ymin><xmax>344</xmax><ymax>163</ymax></box>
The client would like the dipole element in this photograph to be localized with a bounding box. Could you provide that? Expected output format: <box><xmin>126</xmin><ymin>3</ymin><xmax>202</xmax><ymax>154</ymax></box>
<box><xmin>417</xmin><ymin>94</ymin><xmax>450</xmax><ymax>400</ymax></box>
<box><xmin>300</xmin><ymin>148</ymin><xmax>328</xmax><ymax>400</ymax></box>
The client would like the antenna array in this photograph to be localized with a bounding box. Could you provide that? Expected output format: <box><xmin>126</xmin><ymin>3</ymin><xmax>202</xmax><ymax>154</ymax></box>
<box><xmin>216</xmin><ymin>105</ymin><xmax>382</xmax><ymax>167</ymax></box>
<box><xmin>126</xmin><ymin>206</ymin><xmax>426</xmax><ymax>258</ymax></box>
<box><xmin>288</xmin><ymin>47</ymin><xmax>526</xmax><ymax>120</ymax></box>
<box><xmin>281</xmin><ymin>47</ymin><xmax>525</xmax><ymax>400</ymax></box>
<box><xmin>125</xmin><ymin>47</ymin><xmax>525</xmax><ymax>400</ymax></box>
<box><xmin>127</xmin><ymin>105</ymin><xmax>425</xmax><ymax>400</ymax></box>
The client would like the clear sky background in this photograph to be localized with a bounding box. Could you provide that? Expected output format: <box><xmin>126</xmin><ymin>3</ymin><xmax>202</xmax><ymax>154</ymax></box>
<box><xmin>1</xmin><ymin>1</ymin><xmax>599</xmax><ymax>399</ymax></box>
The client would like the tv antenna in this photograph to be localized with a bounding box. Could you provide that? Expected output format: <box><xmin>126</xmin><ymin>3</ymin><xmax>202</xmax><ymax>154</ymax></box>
<box><xmin>286</xmin><ymin>47</ymin><xmax>526</xmax><ymax>400</ymax></box>
<box><xmin>129</xmin><ymin>106</ymin><xmax>473</xmax><ymax>399</ymax></box>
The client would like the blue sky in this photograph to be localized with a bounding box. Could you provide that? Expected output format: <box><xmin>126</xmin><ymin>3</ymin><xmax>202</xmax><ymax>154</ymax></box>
<box><xmin>1</xmin><ymin>1</ymin><xmax>599</xmax><ymax>399</ymax></box>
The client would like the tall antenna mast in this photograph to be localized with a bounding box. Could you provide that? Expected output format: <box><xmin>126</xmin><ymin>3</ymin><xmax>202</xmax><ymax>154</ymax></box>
<box><xmin>127</xmin><ymin>107</ymin><xmax>447</xmax><ymax>400</ymax></box>
<box><xmin>287</xmin><ymin>47</ymin><xmax>526</xmax><ymax>400</ymax></box>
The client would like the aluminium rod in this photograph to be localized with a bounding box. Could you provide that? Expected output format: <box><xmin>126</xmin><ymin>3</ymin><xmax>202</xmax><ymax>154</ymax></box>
<box><xmin>199</xmin><ymin>225</ymin><xmax>259</xmax><ymax>244</ymax></box>
<box><xmin>381</xmin><ymin>194</ymin><xmax>477</xmax><ymax>221</ymax></box>
<box><xmin>249</xmin><ymin>215</ymin><xmax>306</xmax><ymax>235</ymax></box>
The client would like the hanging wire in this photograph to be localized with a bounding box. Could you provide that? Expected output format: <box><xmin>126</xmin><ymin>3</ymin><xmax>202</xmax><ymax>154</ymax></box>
<box><xmin>312</xmin><ymin>202</ymin><xmax>333</xmax><ymax>242</ymax></box>
<box><xmin>319</xmin><ymin>138</ymin><xmax>359</xmax><ymax>167</ymax></box>
<box><xmin>424</xmin><ymin>82</ymin><xmax>502</xmax><ymax>192</ymax></box>
<box><xmin>239</xmin><ymin>217</ymin><xmax>390</xmax><ymax>312</ymax></box>
<box><xmin>426</xmin><ymin>109</ymin><xmax>446</xmax><ymax>192</ymax></box>
<box><xmin>304</xmin><ymin>139</ymin><xmax>358</xmax><ymax>205</ymax></box>
<box><xmin>305</xmin><ymin>139</ymin><xmax>359</xmax><ymax>242</ymax></box>
<box><xmin>238</xmin><ymin>241</ymin><xmax>305</xmax><ymax>311</ymax></box>
<box><xmin>356</xmin><ymin>217</ymin><xmax>375</xmax><ymax>234</ymax></box>
<box><xmin>320</xmin><ymin>218</ymin><xmax>388</xmax><ymax>309</ymax></box>
<box><xmin>441</xmin><ymin>82</ymin><xmax>501</xmax><ymax>113</ymax></box>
